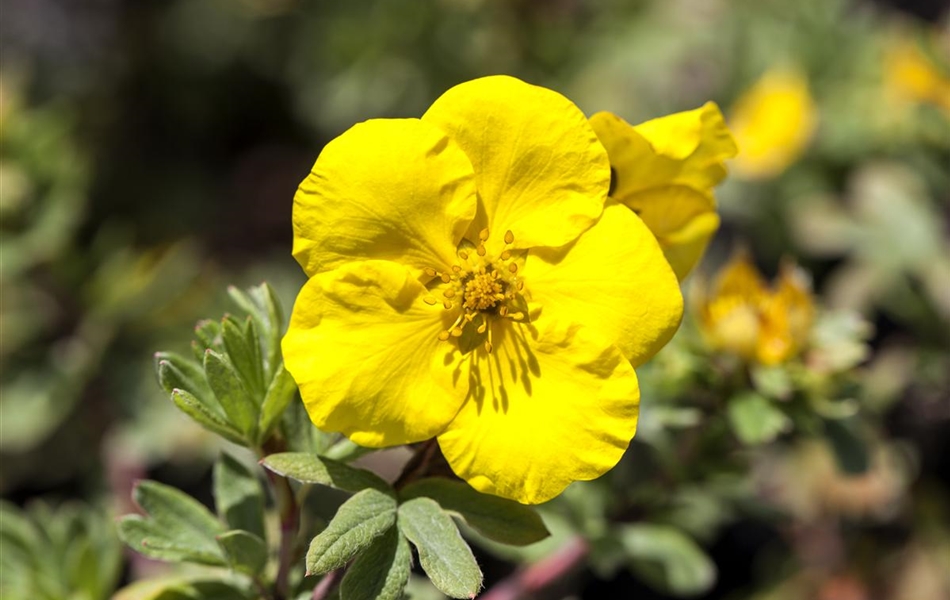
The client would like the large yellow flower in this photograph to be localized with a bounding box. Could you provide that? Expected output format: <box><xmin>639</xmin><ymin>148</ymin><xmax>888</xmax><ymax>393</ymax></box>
<box><xmin>589</xmin><ymin>103</ymin><xmax>738</xmax><ymax>281</ymax></box>
<box><xmin>282</xmin><ymin>76</ymin><xmax>683</xmax><ymax>504</ymax></box>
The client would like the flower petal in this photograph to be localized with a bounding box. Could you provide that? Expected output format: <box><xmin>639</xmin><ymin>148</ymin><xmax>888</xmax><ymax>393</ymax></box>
<box><xmin>590</xmin><ymin>102</ymin><xmax>737</xmax><ymax>200</ymax></box>
<box><xmin>437</xmin><ymin>321</ymin><xmax>639</xmax><ymax>504</ymax></box>
<box><xmin>621</xmin><ymin>185</ymin><xmax>719</xmax><ymax>280</ymax></box>
<box><xmin>282</xmin><ymin>260</ymin><xmax>462</xmax><ymax>447</ymax></box>
<box><xmin>293</xmin><ymin>119</ymin><xmax>477</xmax><ymax>278</ymax></box>
<box><xmin>525</xmin><ymin>202</ymin><xmax>684</xmax><ymax>366</ymax></box>
<box><xmin>423</xmin><ymin>75</ymin><xmax>609</xmax><ymax>250</ymax></box>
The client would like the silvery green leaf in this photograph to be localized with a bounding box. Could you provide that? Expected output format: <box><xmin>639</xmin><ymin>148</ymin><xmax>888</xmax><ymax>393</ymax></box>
<box><xmin>339</xmin><ymin>527</ymin><xmax>410</xmax><ymax>600</ymax></box>
<box><xmin>216</xmin><ymin>530</ymin><xmax>267</xmax><ymax>577</ymax></box>
<box><xmin>257</xmin><ymin>365</ymin><xmax>297</xmax><ymax>440</ymax></box>
<box><xmin>169</xmin><ymin>389</ymin><xmax>245</xmax><ymax>445</ymax></box>
<box><xmin>204</xmin><ymin>349</ymin><xmax>258</xmax><ymax>439</ymax></box>
<box><xmin>397</xmin><ymin>497</ymin><xmax>482</xmax><ymax>599</ymax></box>
<box><xmin>399</xmin><ymin>478</ymin><xmax>548</xmax><ymax>546</ymax></box>
<box><xmin>306</xmin><ymin>488</ymin><xmax>397</xmax><ymax>576</ymax></box>
<box><xmin>262</xmin><ymin>452</ymin><xmax>390</xmax><ymax>494</ymax></box>
<box><xmin>213</xmin><ymin>454</ymin><xmax>265</xmax><ymax>540</ymax></box>
<box><xmin>620</xmin><ymin>523</ymin><xmax>716</xmax><ymax>597</ymax></box>
<box><xmin>221</xmin><ymin>316</ymin><xmax>265</xmax><ymax>397</ymax></box>
<box><xmin>727</xmin><ymin>392</ymin><xmax>791</xmax><ymax>445</ymax></box>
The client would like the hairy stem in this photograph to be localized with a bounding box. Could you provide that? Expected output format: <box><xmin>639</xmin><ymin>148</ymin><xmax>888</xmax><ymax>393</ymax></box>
<box><xmin>311</xmin><ymin>568</ymin><xmax>345</xmax><ymax>600</ymax></box>
<box><xmin>480</xmin><ymin>536</ymin><xmax>590</xmax><ymax>600</ymax></box>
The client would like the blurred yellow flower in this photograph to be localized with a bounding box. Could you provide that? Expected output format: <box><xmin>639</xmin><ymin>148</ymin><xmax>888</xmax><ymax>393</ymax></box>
<box><xmin>885</xmin><ymin>38</ymin><xmax>950</xmax><ymax>115</ymax></box>
<box><xmin>729</xmin><ymin>67</ymin><xmax>818</xmax><ymax>179</ymax></box>
<box><xmin>589</xmin><ymin>103</ymin><xmax>738</xmax><ymax>280</ymax></box>
<box><xmin>696</xmin><ymin>250</ymin><xmax>814</xmax><ymax>365</ymax></box>
<box><xmin>283</xmin><ymin>76</ymin><xmax>684</xmax><ymax>504</ymax></box>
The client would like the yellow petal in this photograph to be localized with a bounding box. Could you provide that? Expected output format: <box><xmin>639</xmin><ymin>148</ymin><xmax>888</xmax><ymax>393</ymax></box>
<box><xmin>729</xmin><ymin>67</ymin><xmax>818</xmax><ymax>179</ymax></box>
<box><xmin>292</xmin><ymin>119</ymin><xmax>477</xmax><ymax>278</ymax></box>
<box><xmin>525</xmin><ymin>202</ymin><xmax>683</xmax><ymax>366</ymax></box>
<box><xmin>423</xmin><ymin>75</ymin><xmax>609</xmax><ymax>250</ymax></box>
<box><xmin>437</xmin><ymin>321</ymin><xmax>639</xmax><ymax>504</ymax></box>
<box><xmin>282</xmin><ymin>261</ymin><xmax>462</xmax><ymax>447</ymax></box>
<box><xmin>620</xmin><ymin>185</ymin><xmax>720</xmax><ymax>279</ymax></box>
<box><xmin>590</xmin><ymin>102</ymin><xmax>738</xmax><ymax>200</ymax></box>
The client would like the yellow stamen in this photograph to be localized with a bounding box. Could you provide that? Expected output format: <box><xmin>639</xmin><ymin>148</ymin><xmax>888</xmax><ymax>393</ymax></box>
<box><xmin>423</xmin><ymin>296</ymin><xmax>437</xmax><ymax>305</ymax></box>
<box><xmin>479</xmin><ymin>228</ymin><xmax>490</xmax><ymax>241</ymax></box>
<box><xmin>504</xmin><ymin>230</ymin><xmax>514</xmax><ymax>244</ymax></box>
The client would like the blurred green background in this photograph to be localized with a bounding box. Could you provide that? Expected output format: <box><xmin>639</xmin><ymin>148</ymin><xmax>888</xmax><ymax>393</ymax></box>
<box><xmin>2</xmin><ymin>0</ymin><xmax>949</xmax><ymax>598</ymax></box>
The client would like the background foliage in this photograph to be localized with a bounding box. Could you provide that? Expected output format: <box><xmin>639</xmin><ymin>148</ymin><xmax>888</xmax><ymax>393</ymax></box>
<box><xmin>2</xmin><ymin>0</ymin><xmax>948</xmax><ymax>598</ymax></box>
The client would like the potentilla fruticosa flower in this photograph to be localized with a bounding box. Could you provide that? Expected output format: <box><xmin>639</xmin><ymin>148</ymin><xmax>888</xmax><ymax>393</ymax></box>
<box><xmin>282</xmin><ymin>76</ymin><xmax>684</xmax><ymax>504</ymax></box>
<box><xmin>695</xmin><ymin>250</ymin><xmax>814</xmax><ymax>366</ymax></box>
<box><xmin>589</xmin><ymin>103</ymin><xmax>738</xmax><ymax>280</ymax></box>
<box><xmin>728</xmin><ymin>66</ymin><xmax>818</xmax><ymax>180</ymax></box>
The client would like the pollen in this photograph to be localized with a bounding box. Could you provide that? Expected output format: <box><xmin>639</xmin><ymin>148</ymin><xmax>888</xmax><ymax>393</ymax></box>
<box><xmin>428</xmin><ymin>228</ymin><xmax>529</xmax><ymax>352</ymax></box>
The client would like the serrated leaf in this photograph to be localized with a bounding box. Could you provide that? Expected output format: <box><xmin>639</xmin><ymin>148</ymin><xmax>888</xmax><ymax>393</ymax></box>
<box><xmin>262</xmin><ymin>452</ymin><xmax>390</xmax><ymax>493</ymax></box>
<box><xmin>119</xmin><ymin>481</ymin><xmax>226</xmax><ymax>565</ymax></box>
<box><xmin>306</xmin><ymin>488</ymin><xmax>397</xmax><ymax>576</ymax></box>
<box><xmin>340</xmin><ymin>527</ymin><xmax>410</xmax><ymax>600</ymax></box>
<box><xmin>169</xmin><ymin>389</ymin><xmax>245</xmax><ymax>445</ymax></box>
<box><xmin>400</xmin><ymin>479</ymin><xmax>548</xmax><ymax>546</ymax></box>
<box><xmin>216</xmin><ymin>530</ymin><xmax>267</xmax><ymax>576</ymax></box>
<box><xmin>727</xmin><ymin>392</ymin><xmax>791</xmax><ymax>445</ymax></box>
<box><xmin>213</xmin><ymin>454</ymin><xmax>265</xmax><ymax>539</ymax></box>
<box><xmin>204</xmin><ymin>349</ymin><xmax>259</xmax><ymax>438</ymax></box>
<box><xmin>620</xmin><ymin>523</ymin><xmax>716</xmax><ymax>597</ymax></box>
<box><xmin>257</xmin><ymin>365</ymin><xmax>297</xmax><ymax>440</ymax></box>
<box><xmin>397</xmin><ymin>498</ymin><xmax>482</xmax><ymax>599</ymax></box>
<box><xmin>221</xmin><ymin>316</ymin><xmax>265</xmax><ymax>397</ymax></box>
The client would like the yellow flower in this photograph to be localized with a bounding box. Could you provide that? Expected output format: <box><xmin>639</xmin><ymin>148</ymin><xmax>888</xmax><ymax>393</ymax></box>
<box><xmin>729</xmin><ymin>67</ymin><xmax>818</xmax><ymax>180</ymax></box>
<box><xmin>282</xmin><ymin>76</ymin><xmax>684</xmax><ymax>504</ymax></box>
<box><xmin>885</xmin><ymin>38</ymin><xmax>950</xmax><ymax>115</ymax></box>
<box><xmin>589</xmin><ymin>103</ymin><xmax>738</xmax><ymax>280</ymax></box>
<box><xmin>696</xmin><ymin>251</ymin><xmax>814</xmax><ymax>365</ymax></box>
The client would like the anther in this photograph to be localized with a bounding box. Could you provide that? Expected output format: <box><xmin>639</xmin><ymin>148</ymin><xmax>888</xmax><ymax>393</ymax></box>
<box><xmin>499</xmin><ymin>306</ymin><xmax>509</xmax><ymax>317</ymax></box>
<box><xmin>510</xmin><ymin>312</ymin><xmax>525</xmax><ymax>321</ymax></box>
<box><xmin>504</xmin><ymin>230</ymin><xmax>514</xmax><ymax>244</ymax></box>
<box><xmin>443</xmin><ymin>289</ymin><xmax>456</xmax><ymax>298</ymax></box>
<box><xmin>479</xmin><ymin>228</ymin><xmax>490</xmax><ymax>241</ymax></box>
<box><xmin>517</xmin><ymin>281</ymin><xmax>525</xmax><ymax>291</ymax></box>
<box><xmin>423</xmin><ymin>296</ymin><xmax>437</xmax><ymax>306</ymax></box>
<box><xmin>484</xmin><ymin>341</ymin><xmax>493</xmax><ymax>353</ymax></box>
<box><xmin>477</xmin><ymin>322</ymin><xmax>487</xmax><ymax>334</ymax></box>
<box><xmin>508</xmin><ymin>263</ymin><xmax>518</xmax><ymax>274</ymax></box>
<box><xmin>458</xmin><ymin>250</ymin><xmax>468</xmax><ymax>260</ymax></box>
<box><xmin>451</xmin><ymin>327</ymin><xmax>464</xmax><ymax>337</ymax></box>
<box><xmin>452</xmin><ymin>265</ymin><xmax>462</xmax><ymax>273</ymax></box>
<box><xmin>500</xmin><ymin>250</ymin><xmax>511</xmax><ymax>260</ymax></box>
<box><xmin>476</xmin><ymin>244</ymin><xmax>487</xmax><ymax>257</ymax></box>
<box><xmin>425</xmin><ymin>267</ymin><xmax>437</xmax><ymax>277</ymax></box>
<box><xmin>438</xmin><ymin>331</ymin><xmax>450</xmax><ymax>341</ymax></box>
<box><xmin>443</xmin><ymin>301</ymin><xmax>454</xmax><ymax>310</ymax></box>
<box><xmin>440</xmin><ymin>273</ymin><xmax>451</xmax><ymax>283</ymax></box>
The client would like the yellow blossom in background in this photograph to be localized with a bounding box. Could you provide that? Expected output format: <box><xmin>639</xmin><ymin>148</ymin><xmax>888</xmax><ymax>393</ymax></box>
<box><xmin>590</xmin><ymin>103</ymin><xmax>738</xmax><ymax>280</ymax></box>
<box><xmin>884</xmin><ymin>37</ymin><xmax>950</xmax><ymax>116</ymax></box>
<box><xmin>729</xmin><ymin>67</ymin><xmax>818</xmax><ymax>180</ymax></box>
<box><xmin>696</xmin><ymin>250</ymin><xmax>814</xmax><ymax>365</ymax></box>
<box><xmin>282</xmin><ymin>76</ymin><xmax>686</xmax><ymax>504</ymax></box>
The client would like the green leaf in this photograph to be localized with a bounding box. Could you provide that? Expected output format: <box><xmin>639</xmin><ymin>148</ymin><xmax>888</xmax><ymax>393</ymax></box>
<box><xmin>216</xmin><ymin>530</ymin><xmax>267</xmax><ymax>577</ymax></box>
<box><xmin>204</xmin><ymin>349</ymin><xmax>259</xmax><ymax>439</ymax></box>
<box><xmin>306</xmin><ymin>488</ymin><xmax>397</xmax><ymax>576</ymax></box>
<box><xmin>397</xmin><ymin>497</ymin><xmax>482</xmax><ymax>599</ymax></box>
<box><xmin>155</xmin><ymin>351</ymin><xmax>213</xmax><ymax>401</ymax></box>
<box><xmin>727</xmin><ymin>392</ymin><xmax>791</xmax><ymax>445</ymax></box>
<box><xmin>400</xmin><ymin>478</ymin><xmax>548</xmax><ymax>546</ymax></box>
<box><xmin>620</xmin><ymin>523</ymin><xmax>716</xmax><ymax>597</ymax></box>
<box><xmin>193</xmin><ymin>320</ymin><xmax>222</xmax><ymax>352</ymax></box>
<box><xmin>169</xmin><ymin>389</ymin><xmax>245</xmax><ymax>445</ymax></box>
<box><xmin>227</xmin><ymin>283</ymin><xmax>283</xmax><ymax>381</ymax></box>
<box><xmin>262</xmin><ymin>452</ymin><xmax>390</xmax><ymax>493</ymax></box>
<box><xmin>113</xmin><ymin>576</ymin><xmax>255</xmax><ymax>600</ymax></box>
<box><xmin>221</xmin><ymin>316</ymin><xmax>265</xmax><ymax>397</ymax></box>
<box><xmin>257</xmin><ymin>365</ymin><xmax>297</xmax><ymax>440</ymax></box>
<box><xmin>340</xmin><ymin>527</ymin><xmax>411</xmax><ymax>600</ymax></box>
<box><xmin>825</xmin><ymin>418</ymin><xmax>870</xmax><ymax>475</ymax></box>
<box><xmin>117</xmin><ymin>481</ymin><xmax>226</xmax><ymax>566</ymax></box>
<box><xmin>213</xmin><ymin>454</ymin><xmax>266</xmax><ymax>539</ymax></box>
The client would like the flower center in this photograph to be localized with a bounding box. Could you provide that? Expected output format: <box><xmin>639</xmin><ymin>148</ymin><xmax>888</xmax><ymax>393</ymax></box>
<box><xmin>424</xmin><ymin>228</ymin><xmax>530</xmax><ymax>354</ymax></box>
